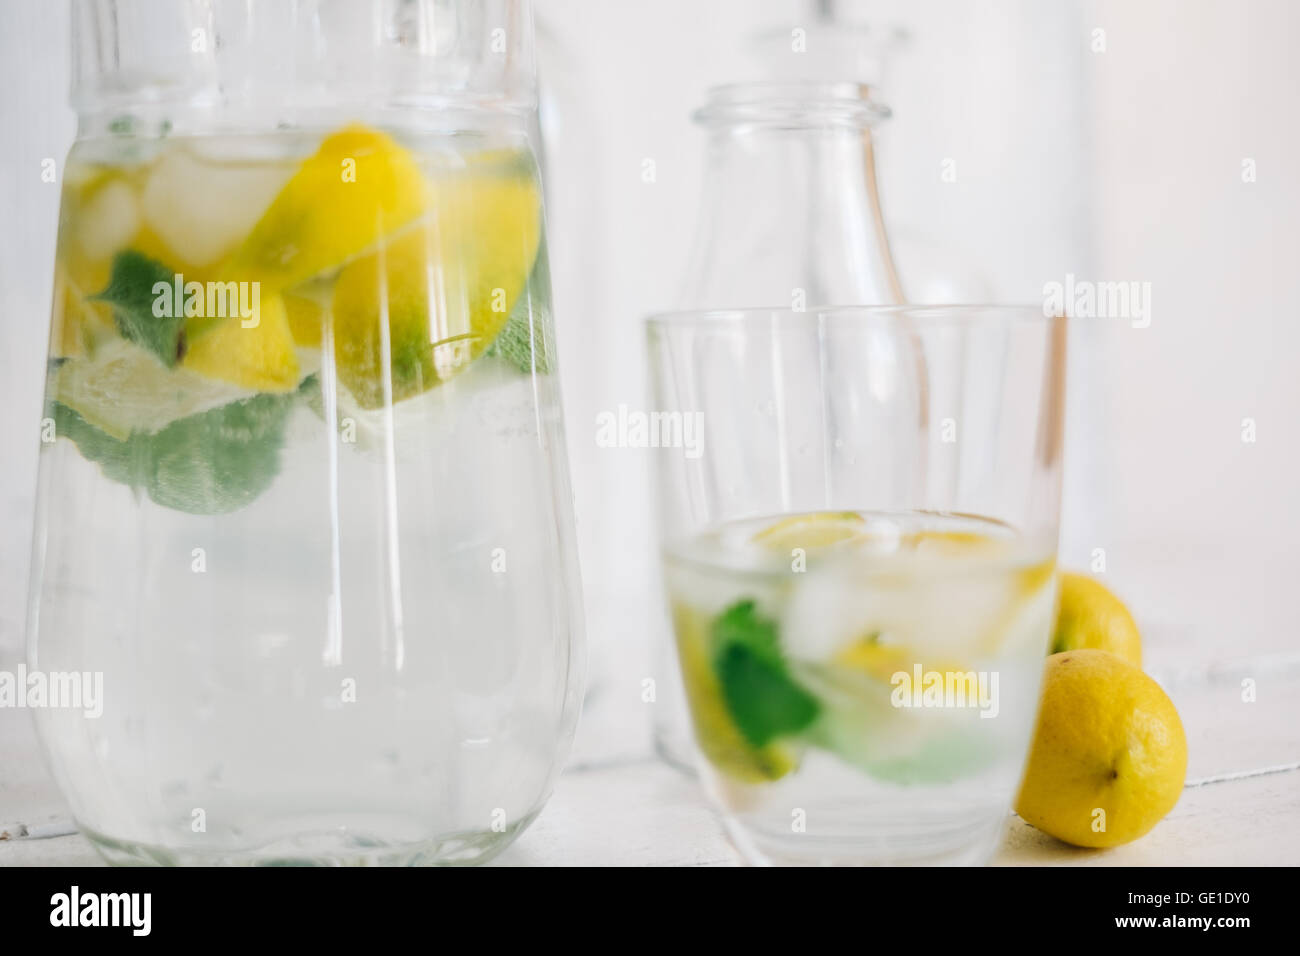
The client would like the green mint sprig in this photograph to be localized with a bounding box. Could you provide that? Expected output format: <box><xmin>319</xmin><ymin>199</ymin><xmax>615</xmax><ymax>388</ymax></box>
<box><xmin>711</xmin><ymin>600</ymin><xmax>821</xmax><ymax>749</ymax></box>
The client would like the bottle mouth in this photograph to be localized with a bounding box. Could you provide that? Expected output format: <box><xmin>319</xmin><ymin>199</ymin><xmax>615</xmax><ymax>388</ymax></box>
<box><xmin>692</xmin><ymin>81</ymin><xmax>889</xmax><ymax>130</ymax></box>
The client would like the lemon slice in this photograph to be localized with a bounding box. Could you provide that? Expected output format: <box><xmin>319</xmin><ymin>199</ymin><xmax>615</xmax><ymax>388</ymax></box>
<box><xmin>833</xmin><ymin>638</ymin><xmax>915</xmax><ymax>683</ymax></box>
<box><xmin>284</xmin><ymin>291</ymin><xmax>325</xmax><ymax>348</ymax></box>
<box><xmin>182</xmin><ymin>294</ymin><xmax>300</xmax><ymax>393</ymax></box>
<box><xmin>173</xmin><ymin>125</ymin><xmax>426</xmax><ymax>391</ymax></box>
<box><xmin>969</xmin><ymin>556</ymin><xmax>1057</xmax><ymax>656</ymax></box>
<box><xmin>50</xmin><ymin>266</ymin><xmax>116</xmax><ymax>359</ymax></box>
<box><xmin>833</xmin><ymin>636</ymin><xmax>975</xmax><ymax>683</ymax></box>
<box><xmin>53</xmin><ymin>338</ymin><xmax>254</xmax><ymax>440</ymax></box>
<box><xmin>673</xmin><ymin>602</ymin><xmax>799</xmax><ymax>784</ymax></box>
<box><xmin>903</xmin><ymin>529</ymin><xmax>1008</xmax><ymax>555</ymax></box>
<box><xmin>219</xmin><ymin>125</ymin><xmax>430</xmax><ymax>292</ymax></box>
<box><xmin>753</xmin><ymin>511</ymin><xmax>868</xmax><ymax>552</ymax></box>
<box><xmin>331</xmin><ymin>151</ymin><xmax>542</xmax><ymax>409</ymax></box>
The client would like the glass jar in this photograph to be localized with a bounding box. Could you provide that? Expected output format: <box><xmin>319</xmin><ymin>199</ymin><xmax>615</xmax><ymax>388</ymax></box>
<box><xmin>28</xmin><ymin>0</ymin><xmax>583</xmax><ymax>865</ymax></box>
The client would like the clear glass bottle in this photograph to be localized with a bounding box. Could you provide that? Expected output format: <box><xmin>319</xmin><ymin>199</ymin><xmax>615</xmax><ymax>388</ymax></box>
<box><xmin>677</xmin><ymin>82</ymin><xmax>903</xmax><ymax>308</ymax></box>
<box><xmin>28</xmin><ymin>0</ymin><xmax>583</xmax><ymax>865</ymax></box>
<box><xmin>656</xmin><ymin>81</ymin><xmax>924</xmax><ymax>769</ymax></box>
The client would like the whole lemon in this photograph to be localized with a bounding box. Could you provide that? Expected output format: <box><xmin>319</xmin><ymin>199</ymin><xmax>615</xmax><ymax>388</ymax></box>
<box><xmin>1052</xmin><ymin>572</ymin><xmax>1142</xmax><ymax>666</ymax></box>
<box><xmin>1016</xmin><ymin>649</ymin><xmax>1186</xmax><ymax>848</ymax></box>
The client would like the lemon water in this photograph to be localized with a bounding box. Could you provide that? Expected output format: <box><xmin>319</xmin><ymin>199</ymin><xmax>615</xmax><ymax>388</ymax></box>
<box><xmin>30</xmin><ymin>126</ymin><xmax>581</xmax><ymax>864</ymax></box>
<box><xmin>664</xmin><ymin>511</ymin><xmax>1056</xmax><ymax>865</ymax></box>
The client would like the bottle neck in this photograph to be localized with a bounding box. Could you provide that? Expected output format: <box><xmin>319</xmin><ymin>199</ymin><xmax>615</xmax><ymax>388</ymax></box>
<box><xmin>678</xmin><ymin>102</ymin><xmax>903</xmax><ymax>310</ymax></box>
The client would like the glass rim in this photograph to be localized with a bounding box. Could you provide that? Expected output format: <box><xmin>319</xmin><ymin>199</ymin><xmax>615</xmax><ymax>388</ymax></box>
<box><xmin>646</xmin><ymin>305</ymin><xmax>1061</xmax><ymax>331</ymax></box>
<box><xmin>692</xmin><ymin>81</ymin><xmax>890</xmax><ymax>128</ymax></box>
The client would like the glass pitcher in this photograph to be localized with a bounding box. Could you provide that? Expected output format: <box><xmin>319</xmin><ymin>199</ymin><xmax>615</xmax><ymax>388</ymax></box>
<box><xmin>27</xmin><ymin>0</ymin><xmax>583</xmax><ymax>866</ymax></box>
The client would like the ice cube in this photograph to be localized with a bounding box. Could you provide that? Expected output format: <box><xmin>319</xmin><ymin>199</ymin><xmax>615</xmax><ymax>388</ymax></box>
<box><xmin>76</xmin><ymin>179</ymin><xmax>140</xmax><ymax>262</ymax></box>
<box><xmin>142</xmin><ymin>147</ymin><xmax>293</xmax><ymax>268</ymax></box>
<box><xmin>780</xmin><ymin>560</ymin><xmax>916</xmax><ymax>661</ymax></box>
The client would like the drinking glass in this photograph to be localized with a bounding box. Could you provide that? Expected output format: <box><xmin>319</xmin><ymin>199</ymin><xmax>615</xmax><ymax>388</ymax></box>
<box><xmin>647</xmin><ymin>307</ymin><xmax>1066</xmax><ymax>865</ymax></box>
<box><xmin>27</xmin><ymin>0</ymin><xmax>583</xmax><ymax>865</ymax></box>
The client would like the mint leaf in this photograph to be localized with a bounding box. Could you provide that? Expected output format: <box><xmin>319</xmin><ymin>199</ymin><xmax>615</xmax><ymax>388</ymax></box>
<box><xmin>486</xmin><ymin>243</ymin><xmax>553</xmax><ymax>375</ymax></box>
<box><xmin>50</xmin><ymin>402</ymin><xmax>135</xmax><ymax>484</ymax></box>
<box><xmin>711</xmin><ymin>600</ymin><xmax>821</xmax><ymax>748</ymax></box>
<box><xmin>90</xmin><ymin>250</ymin><xmax>185</xmax><ymax>367</ymax></box>
<box><xmin>52</xmin><ymin>388</ymin><xmax>297</xmax><ymax>515</ymax></box>
<box><xmin>146</xmin><ymin>392</ymin><xmax>293</xmax><ymax>513</ymax></box>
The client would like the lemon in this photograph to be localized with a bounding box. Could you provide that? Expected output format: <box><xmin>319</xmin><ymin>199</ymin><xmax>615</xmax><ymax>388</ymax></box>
<box><xmin>284</xmin><ymin>291</ymin><xmax>325</xmax><ymax>348</ymax></box>
<box><xmin>1052</xmin><ymin>572</ymin><xmax>1142</xmax><ymax>666</ymax></box>
<box><xmin>50</xmin><ymin>267</ymin><xmax>116</xmax><ymax>359</ymax></box>
<box><xmin>331</xmin><ymin>154</ymin><xmax>541</xmax><ymax>408</ymax></box>
<box><xmin>169</xmin><ymin>125</ymin><xmax>429</xmax><ymax>391</ymax></box>
<box><xmin>1016</xmin><ymin>649</ymin><xmax>1186</xmax><ymax>848</ymax></box>
<box><xmin>52</xmin><ymin>337</ymin><xmax>254</xmax><ymax>440</ymax></box>
<box><xmin>672</xmin><ymin>602</ymin><xmax>799</xmax><ymax>783</ymax></box>
<box><xmin>753</xmin><ymin>511</ymin><xmax>867</xmax><ymax>552</ymax></box>
<box><xmin>181</xmin><ymin>294</ymin><xmax>300</xmax><ymax>393</ymax></box>
<box><xmin>219</xmin><ymin>125</ymin><xmax>430</xmax><ymax>292</ymax></box>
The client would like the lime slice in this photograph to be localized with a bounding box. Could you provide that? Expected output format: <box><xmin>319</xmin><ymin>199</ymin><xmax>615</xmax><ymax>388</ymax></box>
<box><xmin>672</xmin><ymin>602</ymin><xmax>799</xmax><ymax>783</ymax></box>
<box><xmin>752</xmin><ymin>511</ymin><xmax>868</xmax><ymax>552</ymax></box>
<box><xmin>53</xmin><ymin>338</ymin><xmax>254</xmax><ymax>440</ymax></box>
<box><xmin>331</xmin><ymin>151</ymin><xmax>542</xmax><ymax>409</ymax></box>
